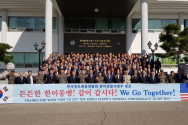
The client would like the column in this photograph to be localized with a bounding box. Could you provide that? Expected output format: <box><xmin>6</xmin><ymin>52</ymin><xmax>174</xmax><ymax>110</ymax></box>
<box><xmin>1</xmin><ymin>9</ymin><xmax>8</xmax><ymax>43</ymax></box>
<box><xmin>45</xmin><ymin>0</ymin><xmax>53</xmax><ymax>59</ymax></box>
<box><xmin>126</xmin><ymin>16</ymin><xmax>132</xmax><ymax>54</ymax></box>
<box><xmin>141</xmin><ymin>0</ymin><xmax>148</xmax><ymax>56</ymax></box>
<box><xmin>179</xmin><ymin>13</ymin><xmax>185</xmax><ymax>63</ymax></box>
<box><xmin>0</xmin><ymin>9</ymin><xmax>8</xmax><ymax>69</ymax></box>
<box><xmin>58</xmin><ymin>15</ymin><xmax>64</xmax><ymax>54</ymax></box>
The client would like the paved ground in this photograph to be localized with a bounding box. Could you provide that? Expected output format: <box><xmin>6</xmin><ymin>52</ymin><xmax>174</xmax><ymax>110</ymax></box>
<box><xmin>0</xmin><ymin>102</ymin><xmax>188</xmax><ymax>125</ymax></box>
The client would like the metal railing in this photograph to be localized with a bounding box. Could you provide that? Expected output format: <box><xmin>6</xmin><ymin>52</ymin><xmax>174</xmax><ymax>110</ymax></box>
<box><xmin>162</xmin><ymin>64</ymin><xmax>188</xmax><ymax>68</ymax></box>
<box><xmin>65</xmin><ymin>29</ymin><xmax>126</xmax><ymax>34</ymax></box>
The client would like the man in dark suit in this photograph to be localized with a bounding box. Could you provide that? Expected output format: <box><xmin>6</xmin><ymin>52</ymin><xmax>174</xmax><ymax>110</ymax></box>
<box><xmin>131</xmin><ymin>70</ymin><xmax>140</xmax><ymax>83</ymax></box>
<box><xmin>105</xmin><ymin>70</ymin><xmax>114</xmax><ymax>83</ymax></box>
<box><xmin>148</xmin><ymin>72</ymin><xmax>158</xmax><ymax>84</ymax></box>
<box><xmin>67</xmin><ymin>71</ymin><xmax>78</xmax><ymax>83</ymax></box>
<box><xmin>16</xmin><ymin>72</ymin><xmax>27</xmax><ymax>84</ymax></box>
<box><xmin>102</xmin><ymin>67</ymin><xmax>108</xmax><ymax>77</ymax></box>
<box><xmin>94</xmin><ymin>66</ymin><xmax>100</xmax><ymax>77</ymax></box>
<box><xmin>58</xmin><ymin>63</ymin><xmax>65</xmax><ymax>72</ymax></box>
<box><xmin>87</xmin><ymin>69</ymin><xmax>96</xmax><ymax>83</ymax></box>
<box><xmin>114</xmin><ymin>70</ymin><xmax>122</xmax><ymax>83</ymax></box>
<box><xmin>26</xmin><ymin>70</ymin><xmax>34</xmax><ymax>84</ymax></box>
<box><xmin>142</xmin><ymin>60</ymin><xmax>148</xmax><ymax>69</ymax></box>
<box><xmin>46</xmin><ymin>70</ymin><xmax>57</xmax><ymax>84</ymax></box>
<box><xmin>126</xmin><ymin>66</ymin><xmax>133</xmax><ymax>76</ymax></box>
<box><xmin>176</xmin><ymin>69</ymin><xmax>187</xmax><ymax>83</ymax></box>
<box><xmin>147</xmin><ymin>54</ymin><xmax>154</xmax><ymax>68</ymax></box>
<box><xmin>140</xmin><ymin>71</ymin><xmax>148</xmax><ymax>83</ymax></box>
<box><xmin>71</xmin><ymin>65</ymin><xmax>79</xmax><ymax>76</ymax></box>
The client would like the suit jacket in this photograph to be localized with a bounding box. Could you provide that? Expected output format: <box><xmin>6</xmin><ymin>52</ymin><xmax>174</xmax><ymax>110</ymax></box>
<box><xmin>176</xmin><ymin>75</ymin><xmax>185</xmax><ymax>83</ymax></box>
<box><xmin>71</xmin><ymin>69</ymin><xmax>79</xmax><ymax>76</ymax></box>
<box><xmin>148</xmin><ymin>76</ymin><xmax>158</xmax><ymax>84</ymax></box>
<box><xmin>26</xmin><ymin>75</ymin><xmax>34</xmax><ymax>84</ymax></box>
<box><xmin>123</xmin><ymin>75</ymin><xmax>131</xmax><ymax>83</ymax></box>
<box><xmin>114</xmin><ymin>74</ymin><xmax>123</xmax><ymax>83</ymax></box>
<box><xmin>131</xmin><ymin>74</ymin><xmax>140</xmax><ymax>83</ymax></box>
<box><xmin>105</xmin><ymin>74</ymin><xmax>114</xmax><ymax>83</ymax></box>
<box><xmin>128</xmin><ymin>69</ymin><xmax>133</xmax><ymax>76</ymax></box>
<box><xmin>147</xmin><ymin>57</ymin><xmax>154</xmax><ymax>68</ymax></box>
<box><xmin>140</xmin><ymin>75</ymin><xmax>148</xmax><ymax>83</ymax></box>
<box><xmin>87</xmin><ymin>74</ymin><xmax>96</xmax><ymax>83</ymax></box>
<box><xmin>94</xmin><ymin>70</ymin><xmax>100</xmax><ymax>77</ymax></box>
<box><xmin>142</xmin><ymin>64</ymin><xmax>147</xmax><ymax>69</ymax></box>
<box><xmin>102</xmin><ymin>71</ymin><xmax>108</xmax><ymax>77</ymax></box>
<box><xmin>67</xmin><ymin>75</ymin><xmax>78</xmax><ymax>83</ymax></box>
<box><xmin>46</xmin><ymin>74</ymin><xmax>57</xmax><ymax>84</ymax></box>
<box><xmin>16</xmin><ymin>76</ymin><xmax>27</xmax><ymax>84</ymax></box>
<box><xmin>58</xmin><ymin>66</ymin><xmax>65</xmax><ymax>72</ymax></box>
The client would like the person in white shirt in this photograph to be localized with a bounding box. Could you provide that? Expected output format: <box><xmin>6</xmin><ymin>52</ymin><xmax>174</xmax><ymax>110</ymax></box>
<box><xmin>123</xmin><ymin>70</ymin><xmax>131</xmax><ymax>84</ymax></box>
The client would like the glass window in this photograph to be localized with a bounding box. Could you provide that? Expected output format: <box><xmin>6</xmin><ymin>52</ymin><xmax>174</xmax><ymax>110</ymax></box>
<box><xmin>95</xmin><ymin>19</ymin><xmax>109</xmax><ymax>29</ymax></box>
<box><xmin>12</xmin><ymin>53</ymin><xmax>25</xmax><ymax>64</ymax></box>
<box><xmin>0</xmin><ymin>17</ymin><xmax>2</xmax><ymax>28</ymax></box>
<box><xmin>26</xmin><ymin>17</ymin><xmax>43</xmax><ymax>28</ymax></box>
<box><xmin>65</xmin><ymin>18</ymin><xmax>80</xmax><ymax>29</ymax></box>
<box><xmin>80</xmin><ymin>19</ymin><xmax>95</xmax><ymax>29</ymax></box>
<box><xmin>162</xmin><ymin>20</ymin><xmax>177</xmax><ymax>28</ymax></box>
<box><xmin>112</xmin><ymin>19</ymin><xmax>125</xmax><ymax>29</ymax></box>
<box><xmin>184</xmin><ymin>20</ymin><xmax>188</xmax><ymax>28</ymax></box>
<box><xmin>53</xmin><ymin>17</ymin><xmax>57</xmax><ymax>30</ymax></box>
<box><xmin>25</xmin><ymin>53</ymin><xmax>39</xmax><ymax>64</ymax></box>
<box><xmin>9</xmin><ymin>17</ymin><xmax>26</xmax><ymax>27</ymax></box>
<box><xmin>132</xmin><ymin>19</ymin><xmax>141</xmax><ymax>29</ymax></box>
<box><xmin>148</xmin><ymin>20</ymin><xmax>162</xmax><ymax>29</ymax></box>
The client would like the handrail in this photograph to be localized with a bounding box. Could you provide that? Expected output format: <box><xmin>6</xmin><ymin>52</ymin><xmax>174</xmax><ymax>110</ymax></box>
<box><xmin>162</xmin><ymin>64</ymin><xmax>188</xmax><ymax>68</ymax></box>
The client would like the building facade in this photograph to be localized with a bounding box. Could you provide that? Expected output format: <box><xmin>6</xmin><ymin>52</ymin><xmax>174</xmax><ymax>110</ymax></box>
<box><xmin>0</xmin><ymin>0</ymin><xmax>188</xmax><ymax>72</ymax></box>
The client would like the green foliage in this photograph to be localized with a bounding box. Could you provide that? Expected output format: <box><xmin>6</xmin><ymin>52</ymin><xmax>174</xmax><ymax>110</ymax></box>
<box><xmin>0</xmin><ymin>43</ymin><xmax>14</xmax><ymax>64</ymax></box>
<box><xmin>157</xmin><ymin>24</ymin><xmax>188</xmax><ymax>63</ymax></box>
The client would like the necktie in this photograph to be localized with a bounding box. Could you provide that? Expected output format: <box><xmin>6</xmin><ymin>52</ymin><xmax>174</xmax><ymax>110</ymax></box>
<box><xmin>109</xmin><ymin>75</ymin><xmax>110</xmax><ymax>79</ymax></box>
<box><xmin>21</xmin><ymin>77</ymin><xmax>23</xmax><ymax>81</ymax></box>
<box><xmin>135</xmin><ymin>75</ymin><xmax>137</xmax><ymax>79</ymax></box>
<box><xmin>144</xmin><ymin>76</ymin><xmax>145</xmax><ymax>79</ymax></box>
<box><xmin>153</xmin><ymin>77</ymin><xmax>154</xmax><ymax>81</ymax></box>
<box><xmin>91</xmin><ymin>74</ymin><xmax>92</xmax><ymax>78</ymax></box>
<box><xmin>51</xmin><ymin>74</ymin><xmax>52</xmax><ymax>79</ymax></box>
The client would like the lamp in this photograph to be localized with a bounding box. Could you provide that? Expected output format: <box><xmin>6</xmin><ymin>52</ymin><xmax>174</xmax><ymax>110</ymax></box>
<box><xmin>34</xmin><ymin>40</ymin><xmax>46</xmax><ymax>70</ymax></box>
<box><xmin>154</xmin><ymin>43</ymin><xmax>158</xmax><ymax>50</ymax></box>
<box><xmin>34</xmin><ymin>42</ymin><xmax>38</xmax><ymax>50</ymax></box>
<box><xmin>41</xmin><ymin>40</ymin><xmax>46</xmax><ymax>48</ymax></box>
<box><xmin>147</xmin><ymin>41</ymin><xmax>152</xmax><ymax>49</ymax></box>
<box><xmin>94</xmin><ymin>8</ymin><xmax>99</xmax><ymax>12</ymax></box>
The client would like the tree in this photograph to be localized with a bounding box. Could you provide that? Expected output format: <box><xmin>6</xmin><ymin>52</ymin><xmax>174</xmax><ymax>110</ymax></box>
<box><xmin>0</xmin><ymin>43</ymin><xmax>14</xmax><ymax>64</ymax></box>
<box><xmin>156</xmin><ymin>24</ymin><xmax>188</xmax><ymax>64</ymax></box>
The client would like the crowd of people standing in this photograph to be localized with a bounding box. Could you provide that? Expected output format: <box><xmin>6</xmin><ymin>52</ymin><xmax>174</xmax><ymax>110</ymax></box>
<box><xmin>6</xmin><ymin>52</ymin><xmax>187</xmax><ymax>84</ymax></box>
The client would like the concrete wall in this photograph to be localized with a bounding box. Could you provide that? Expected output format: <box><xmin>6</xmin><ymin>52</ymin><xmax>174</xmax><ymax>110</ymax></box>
<box><xmin>7</xmin><ymin>32</ymin><xmax>58</xmax><ymax>52</ymax></box>
<box><xmin>130</xmin><ymin>13</ymin><xmax>188</xmax><ymax>54</ymax></box>
<box><xmin>131</xmin><ymin>32</ymin><xmax>165</xmax><ymax>54</ymax></box>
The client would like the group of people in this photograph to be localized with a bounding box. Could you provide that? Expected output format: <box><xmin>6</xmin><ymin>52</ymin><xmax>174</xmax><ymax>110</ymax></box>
<box><xmin>6</xmin><ymin>52</ymin><xmax>187</xmax><ymax>84</ymax></box>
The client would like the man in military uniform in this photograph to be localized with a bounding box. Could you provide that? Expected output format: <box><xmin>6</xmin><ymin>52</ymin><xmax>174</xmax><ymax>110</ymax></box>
<box><xmin>158</xmin><ymin>69</ymin><xmax>168</xmax><ymax>83</ymax></box>
<box><xmin>95</xmin><ymin>72</ymin><xmax>105</xmax><ymax>83</ymax></box>
<box><xmin>56</xmin><ymin>69</ymin><xmax>68</xmax><ymax>83</ymax></box>
<box><xmin>168</xmin><ymin>71</ymin><xmax>177</xmax><ymax>83</ymax></box>
<box><xmin>34</xmin><ymin>70</ymin><xmax>46</xmax><ymax>84</ymax></box>
<box><xmin>77</xmin><ymin>69</ymin><xmax>88</xmax><ymax>83</ymax></box>
<box><xmin>6</xmin><ymin>70</ymin><xmax>16</xmax><ymax>84</ymax></box>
